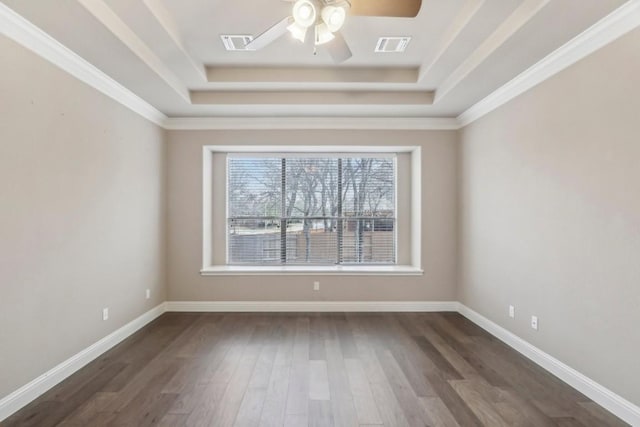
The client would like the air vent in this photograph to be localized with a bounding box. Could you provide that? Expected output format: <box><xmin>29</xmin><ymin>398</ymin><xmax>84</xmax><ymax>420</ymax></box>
<box><xmin>375</xmin><ymin>37</ymin><xmax>411</xmax><ymax>53</ymax></box>
<box><xmin>221</xmin><ymin>35</ymin><xmax>254</xmax><ymax>51</ymax></box>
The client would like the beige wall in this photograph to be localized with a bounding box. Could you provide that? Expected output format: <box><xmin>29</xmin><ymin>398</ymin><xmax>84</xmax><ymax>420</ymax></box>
<box><xmin>167</xmin><ymin>130</ymin><xmax>458</xmax><ymax>301</ymax></box>
<box><xmin>0</xmin><ymin>37</ymin><xmax>167</xmax><ymax>398</ymax></box>
<box><xmin>459</xmin><ymin>28</ymin><xmax>640</xmax><ymax>406</ymax></box>
<box><xmin>5</xmin><ymin>8</ymin><xmax>638</xmax><ymax>414</ymax></box>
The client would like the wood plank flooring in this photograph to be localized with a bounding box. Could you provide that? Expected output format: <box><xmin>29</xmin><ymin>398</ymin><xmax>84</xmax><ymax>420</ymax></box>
<box><xmin>2</xmin><ymin>313</ymin><xmax>628</xmax><ymax>427</ymax></box>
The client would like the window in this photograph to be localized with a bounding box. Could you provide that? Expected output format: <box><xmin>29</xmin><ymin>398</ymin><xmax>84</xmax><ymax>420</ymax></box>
<box><xmin>201</xmin><ymin>145</ymin><xmax>422</xmax><ymax>276</ymax></box>
<box><xmin>227</xmin><ymin>156</ymin><xmax>396</xmax><ymax>265</ymax></box>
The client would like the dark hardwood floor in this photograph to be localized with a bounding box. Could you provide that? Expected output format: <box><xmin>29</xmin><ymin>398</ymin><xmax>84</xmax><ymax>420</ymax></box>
<box><xmin>3</xmin><ymin>312</ymin><xmax>628</xmax><ymax>427</ymax></box>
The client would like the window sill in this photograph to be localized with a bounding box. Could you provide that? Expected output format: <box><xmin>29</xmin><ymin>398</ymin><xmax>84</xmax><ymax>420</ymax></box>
<box><xmin>200</xmin><ymin>265</ymin><xmax>424</xmax><ymax>276</ymax></box>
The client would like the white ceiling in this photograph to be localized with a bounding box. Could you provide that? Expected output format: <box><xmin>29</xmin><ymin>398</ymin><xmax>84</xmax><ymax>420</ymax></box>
<box><xmin>1</xmin><ymin>0</ymin><xmax>627</xmax><ymax>118</ymax></box>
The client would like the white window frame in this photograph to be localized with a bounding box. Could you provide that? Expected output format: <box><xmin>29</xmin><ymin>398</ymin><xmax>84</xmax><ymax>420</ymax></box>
<box><xmin>201</xmin><ymin>145</ymin><xmax>422</xmax><ymax>276</ymax></box>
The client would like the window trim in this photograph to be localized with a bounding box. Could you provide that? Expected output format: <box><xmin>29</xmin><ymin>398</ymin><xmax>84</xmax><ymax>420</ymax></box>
<box><xmin>202</xmin><ymin>145</ymin><xmax>422</xmax><ymax>276</ymax></box>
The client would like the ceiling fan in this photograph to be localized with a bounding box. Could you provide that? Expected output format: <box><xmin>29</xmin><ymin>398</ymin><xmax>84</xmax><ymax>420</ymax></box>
<box><xmin>245</xmin><ymin>0</ymin><xmax>422</xmax><ymax>63</ymax></box>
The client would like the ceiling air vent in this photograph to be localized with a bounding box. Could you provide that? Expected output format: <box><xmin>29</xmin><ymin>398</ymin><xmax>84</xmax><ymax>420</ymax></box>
<box><xmin>375</xmin><ymin>37</ymin><xmax>411</xmax><ymax>53</ymax></box>
<box><xmin>221</xmin><ymin>35</ymin><xmax>255</xmax><ymax>51</ymax></box>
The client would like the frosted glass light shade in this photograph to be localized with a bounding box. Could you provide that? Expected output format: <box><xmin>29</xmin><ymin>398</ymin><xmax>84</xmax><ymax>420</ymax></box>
<box><xmin>287</xmin><ymin>21</ymin><xmax>308</xmax><ymax>42</ymax></box>
<box><xmin>321</xmin><ymin>5</ymin><xmax>346</xmax><ymax>32</ymax></box>
<box><xmin>314</xmin><ymin>23</ymin><xmax>335</xmax><ymax>45</ymax></box>
<box><xmin>292</xmin><ymin>0</ymin><xmax>317</xmax><ymax>28</ymax></box>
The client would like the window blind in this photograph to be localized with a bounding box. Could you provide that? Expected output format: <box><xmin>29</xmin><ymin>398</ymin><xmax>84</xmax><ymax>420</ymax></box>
<box><xmin>227</xmin><ymin>156</ymin><xmax>395</xmax><ymax>265</ymax></box>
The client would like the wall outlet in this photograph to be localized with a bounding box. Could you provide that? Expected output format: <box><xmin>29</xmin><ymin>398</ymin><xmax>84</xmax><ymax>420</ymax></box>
<box><xmin>313</xmin><ymin>281</ymin><xmax>320</xmax><ymax>291</ymax></box>
<box><xmin>509</xmin><ymin>305</ymin><xmax>515</xmax><ymax>318</ymax></box>
<box><xmin>102</xmin><ymin>308</ymin><xmax>109</xmax><ymax>321</ymax></box>
<box><xmin>146</xmin><ymin>289</ymin><xmax>151</xmax><ymax>299</ymax></box>
<box><xmin>531</xmin><ymin>315</ymin><xmax>538</xmax><ymax>330</ymax></box>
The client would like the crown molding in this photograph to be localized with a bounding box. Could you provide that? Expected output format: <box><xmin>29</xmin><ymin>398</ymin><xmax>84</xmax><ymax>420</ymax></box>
<box><xmin>76</xmin><ymin>0</ymin><xmax>191</xmax><ymax>102</ymax></box>
<box><xmin>163</xmin><ymin>116</ymin><xmax>461</xmax><ymax>130</ymax></box>
<box><xmin>457</xmin><ymin>0</ymin><xmax>640</xmax><ymax>127</ymax></box>
<box><xmin>3</xmin><ymin>0</ymin><xmax>639</xmax><ymax>131</ymax></box>
<box><xmin>0</xmin><ymin>2</ymin><xmax>168</xmax><ymax>127</ymax></box>
<box><xmin>435</xmin><ymin>0</ymin><xmax>550</xmax><ymax>103</ymax></box>
<box><xmin>142</xmin><ymin>0</ymin><xmax>207</xmax><ymax>81</ymax></box>
<box><xmin>418</xmin><ymin>0</ymin><xmax>485</xmax><ymax>82</ymax></box>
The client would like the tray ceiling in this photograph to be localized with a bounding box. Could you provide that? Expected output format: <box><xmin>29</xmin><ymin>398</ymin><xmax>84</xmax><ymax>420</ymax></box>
<box><xmin>0</xmin><ymin>0</ymin><xmax>627</xmax><ymax>118</ymax></box>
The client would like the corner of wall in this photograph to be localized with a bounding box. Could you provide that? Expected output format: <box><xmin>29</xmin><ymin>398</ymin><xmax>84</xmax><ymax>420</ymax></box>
<box><xmin>161</xmin><ymin>127</ymin><xmax>170</xmax><ymax>302</ymax></box>
<box><xmin>453</xmin><ymin>125</ymin><xmax>465</xmax><ymax>303</ymax></box>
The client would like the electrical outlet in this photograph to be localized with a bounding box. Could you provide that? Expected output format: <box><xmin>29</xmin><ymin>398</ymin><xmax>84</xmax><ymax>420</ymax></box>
<box><xmin>146</xmin><ymin>289</ymin><xmax>150</xmax><ymax>299</ymax></box>
<box><xmin>313</xmin><ymin>281</ymin><xmax>320</xmax><ymax>291</ymax></box>
<box><xmin>509</xmin><ymin>305</ymin><xmax>515</xmax><ymax>318</ymax></box>
<box><xmin>102</xmin><ymin>308</ymin><xmax>109</xmax><ymax>321</ymax></box>
<box><xmin>531</xmin><ymin>315</ymin><xmax>538</xmax><ymax>330</ymax></box>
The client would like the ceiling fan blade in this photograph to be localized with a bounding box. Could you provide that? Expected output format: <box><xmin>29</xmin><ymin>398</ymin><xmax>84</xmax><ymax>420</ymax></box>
<box><xmin>349</xmin><ymin>0</ymin><xmax>422</xmax><ymax>17</ymax></box>
<box><xmin>325</xmin><ymin>32</ymin><xmax>352</xmax><ymax>63</ymax></box>
<box><xmin>246</xmin><ymin>16</ymin><xmax>293</xmax><ymax>50</ymax></box>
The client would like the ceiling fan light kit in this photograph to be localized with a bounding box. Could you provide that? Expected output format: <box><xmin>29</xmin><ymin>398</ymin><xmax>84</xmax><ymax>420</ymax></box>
<box><xmin>287</xmin><ymin>0</ymin><xmax>347</xmax><ymax>48</ymax></box>
<box><xmin>247</xmin><ymin>0</ymin><xmax>420</xmax><ymax>63</ymax></box>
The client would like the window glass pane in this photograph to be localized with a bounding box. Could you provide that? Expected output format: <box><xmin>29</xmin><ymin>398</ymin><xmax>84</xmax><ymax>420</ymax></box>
<box><xmin>285</xmin><ymin>219</ymin><xmax>337</xmax><ymax>264</ymax></box>
<box><xmin>285</xmin><ymin>158</ymin><xmax>339</xmax><ymax>218</ymax></box>
<box><xmin>228</xmin><ymin>158</ymin><xmax>281</xmax><ymax>217</ymax></box>
<box><xmin>342</xmin><ymin>158</ymin><xmax>395</xmax><ymax>217</ymax></box>
<box><xmin>228</xmin><ymin>218</ymin><xmax>281</xmax><ymax>264</ymax></box>
<box><xmin>227</xmin><ymin>155</ymin><xmax>396</xmax><ymax>266</ymax></box>
<box><xmin>341</xmin><ymin>218</ymin><xmax>395</xmax><ymax>264</ymax></box>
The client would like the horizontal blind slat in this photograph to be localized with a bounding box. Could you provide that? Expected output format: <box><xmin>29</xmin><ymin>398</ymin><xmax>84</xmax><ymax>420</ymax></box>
<box><xmin>228</xmin><ymin>152</ymin><xmax>396</xmax><ymax>159</ymax></box>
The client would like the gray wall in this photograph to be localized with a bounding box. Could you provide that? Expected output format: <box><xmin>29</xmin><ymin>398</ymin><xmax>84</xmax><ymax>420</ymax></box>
<box><xmin>458</xmin><ymin>28</ymin><xmax>640</xmax><ymax>406</ymax></box>
<box><xmin>0</xmin><ymin>36</ymin><xmax>167</xmax><ymax>398</ymax></box>
<box><xmin>167</xmin><ymin>130</ymin><xmax>458</xmax><ymax>302</ymax></box>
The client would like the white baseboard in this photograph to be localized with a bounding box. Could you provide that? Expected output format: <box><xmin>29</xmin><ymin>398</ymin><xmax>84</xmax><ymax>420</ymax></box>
<box><xmin>2</xmin><ymin>301</ymin><xmax>638</xmax><ymax>426</ymax></box>
<box><xmin>0</xmin><ymin>303</ymin><xmax>166</xmax><ymax>422</ymax></box>
<box><xmin>164</xmin><ymin>300</ymin><xmax>459</xmax><ymax>312</ymax></box>
<box><xmin>458</xmin><ymin>304</ymin><xmax>640</xmax><ymax>426</ymax></box>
